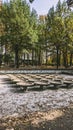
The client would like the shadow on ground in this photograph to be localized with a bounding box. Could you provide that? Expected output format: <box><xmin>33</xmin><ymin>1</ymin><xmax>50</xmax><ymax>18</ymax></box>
<box><xmin>0</xmin><ymin>105</ymin><xmax>73</xmax><ymax>130</ymax></box>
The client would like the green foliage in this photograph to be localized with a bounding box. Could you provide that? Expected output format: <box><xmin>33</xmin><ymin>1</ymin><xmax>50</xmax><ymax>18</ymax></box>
<box><xmin>0</xmin><ymin>0</ymin><xmax>73</xmax><ymax>68</ymax></box>
<box><xmin>46</xmin><ymin>0</ymin><xmax>73</xmax><ymax>68</ymax></box>
<box><xmin>1</xmin><ymin>0</ymin><xmax>38</xmax><ymax>68</ymax></box>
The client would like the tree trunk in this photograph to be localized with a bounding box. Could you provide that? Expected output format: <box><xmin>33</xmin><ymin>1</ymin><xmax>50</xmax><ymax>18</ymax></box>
<box><xmin>38</xmin><ymin>49</ymin><xmax>41</xmax><ymax>66</ymax></box>
<box><xmin>56</xmin><ymin>46</ymin><xmax>59</xmax><ymax>69</ymax></box>
<box><xmin>15</xmin><ymin>44</ymin><xmax>19</xmax><ymax>68</ymax></box>
<box><xmin>65</xmin><ymin>45</ymin><xmax>68</xmax><ymax>68</ymax></box>
<box><xmin>32</xmin><ymin>49</ymin><xmax>34</xmax><ymax>66</ymax></box>
<box><xmin>58</xmin><ymin>50</ymin><xmax>61</xmax><ymax>66</ymax></box>
<box><xmin>62</xmin><ymin>46</ymin><xmax>68</xmax><ymax>68</ymax></box>
<box><xmin>63</xmin><ymin>52</ymin><xmax>66</xmax><ymax>67</ymax></box>
<box><xmin>38</xmin><ymin>45</ymin><xmax>42</xmax><ymax>66</ymax></box>
<box><xmin>70</xmin><ymin>53</ymin><xmax>72</xmax><ymax>66</ymax></box>
<box><xmin>34</xmin><ymin>50</ymin><xmax>38</xmax><ymax>66</ymax></box>
<box><xmin>23</xmin><ymin>53</ymin><xmax>25</xmax><ymax>65</ymax></box>
<box><xmin>46</xmin><ymin>48</ymin><xmax>48</xmax><ymax>66</ymax></box>
<box><xmin>27</xmin><ymin>53</ymin><xmax>29</xmax><ymax>65</ymax></box>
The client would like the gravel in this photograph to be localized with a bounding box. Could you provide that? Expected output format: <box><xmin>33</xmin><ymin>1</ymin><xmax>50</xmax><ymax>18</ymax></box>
<box><xmin>0</xmin><ymin>74</ymin><xmax>73</xmax><ymax>118</ymax></box>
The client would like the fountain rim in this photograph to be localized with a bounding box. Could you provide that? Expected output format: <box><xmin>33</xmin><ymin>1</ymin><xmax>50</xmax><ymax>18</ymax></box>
<box><xmin>0</xmin><ymin>69</ymin><xmax>73</xmax><ymax>75</ymax></box>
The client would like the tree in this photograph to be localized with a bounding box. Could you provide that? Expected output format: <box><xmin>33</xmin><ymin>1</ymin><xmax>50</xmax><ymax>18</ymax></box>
<box><xmin>67</xmin><ymin>0</ymin><xmax>73</xmax><ymax>7</ymax></box>
<box><xmin>47</xmin><ymin>5</ymin><xmax>65</xmax><ymax>69</ymax></box>
<box><xmin>36</xmin><ymin>15</ymin><xmax>47</xmax><ymax>66</ymax></box>
<box><xmin>1</xmin><ymin>0</ymin><xmax>34</xmax><ymax>68</ymax></box>
<box><xmin>63</xmin><ymin>13</ymin><xmax>73</xmax><ymax>67</ymax></box>
<box><xmin>29</xmin><ymin>9</ymin><xmax>38</xmax><ymax>65</ymax></box>
<box><xmin>29</xmin><ymin>0</ymin><xmax>34</xmax><ymax>3</ymax></box>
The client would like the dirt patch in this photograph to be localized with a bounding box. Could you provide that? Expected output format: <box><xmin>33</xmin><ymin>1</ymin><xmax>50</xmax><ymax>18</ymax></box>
<box><xmin>0</xmin><ymin>105</ymin><xmax>73</xmax><ymax>130</ymax></box>
<box><xmin>31</xmin><ymin>110</ymin><xmax>64</xmax><ymax>125</ymax></box>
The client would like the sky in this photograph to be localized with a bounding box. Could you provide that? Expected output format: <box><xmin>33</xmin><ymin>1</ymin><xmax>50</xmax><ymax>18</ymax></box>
<box><xmin>27</xmin><ymin>0</ymin><xmax>65</xmax><ymax>15</ymax></box>
<box><xmin>3</xmin><ymin>0</ymin><xmax>65</xmax><ymax>15</ymax></box>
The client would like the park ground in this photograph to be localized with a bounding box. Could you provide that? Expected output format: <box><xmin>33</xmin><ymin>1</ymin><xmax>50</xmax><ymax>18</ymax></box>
<box><xmin>0</xmin><ymin>71</ymin><xmax>73</xmax><ymax>130</ymax></box>
<box><xmin>0</xmin><ymin>104</ymin><xmax>73</xmax><ymax>130</ymax></box>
